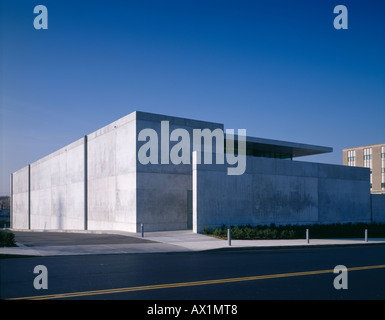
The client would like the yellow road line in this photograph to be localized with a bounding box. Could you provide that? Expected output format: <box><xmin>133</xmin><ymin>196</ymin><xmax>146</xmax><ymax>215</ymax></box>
<box><xmin>8</xmin><ymin>264</ymin><xmax>385</xmax><ymax>300</ymax></box>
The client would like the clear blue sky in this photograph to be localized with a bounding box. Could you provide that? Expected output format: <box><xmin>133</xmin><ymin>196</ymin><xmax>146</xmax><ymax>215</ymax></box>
<box><xmin>1</xmin><ymin>0</ymin><xmax>384</xmax><ymax>195</ymax></box>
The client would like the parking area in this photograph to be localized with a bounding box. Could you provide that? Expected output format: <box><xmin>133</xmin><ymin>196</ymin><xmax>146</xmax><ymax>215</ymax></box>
<box><xmin>12</xmin><ymin>230</ymin><xmax>156</xmax><ymax>247</ymax></box>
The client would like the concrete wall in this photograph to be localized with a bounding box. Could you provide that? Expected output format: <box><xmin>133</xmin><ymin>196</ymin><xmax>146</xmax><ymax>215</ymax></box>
<box><xmin>12</xmin><ymin>138</ymin><xmax>86</xmax><ymax>230</ymax></box>
<box><xmin>371</xmin><ymin>194</ymin><xmax>385</xmax><ymax>223</ymax></box>
<box><xmin>11</xmin><ymin>166</ymin><xmax>29</xmax><ymax>229</ymax></box>
<box><xmin>11</xmin><ymin>113</ymin><xmax>138</xmax><ymax>232</ymax></box>
<box><xmin>193</xmin><ymin>156</ymin><xmax>371</xmax><ymax>232</ymax></box>
<box><xmin>12</xmin><ymin>110</ymin><xmax>379</xmax><ymax>234</ymax></box>
<box><xmin>136</xmin><ymin>112</ymin><xmax>223</xmax><ymax>231</ymax></box>
<box><xmin>87</xmin><ymin>113</ymin><xmax>137</xmax><ymax>232</ymax></box>
<box><xmin>30</xmin><ymin>138</ymin><xmax>85</xmax><ymax>230</ymax></box>
<box><xmin>11</xmin><ymin>110</ymin><xmax>226</xmax><ymax>233</ymax></box>
<box><xmin>317</xmin><ymin>164</ymin><xmax>371</xmax><ymax>223</ymax></box>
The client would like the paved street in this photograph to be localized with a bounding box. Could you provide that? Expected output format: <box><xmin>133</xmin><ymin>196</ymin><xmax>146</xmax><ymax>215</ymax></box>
<box><xmin>1</xmin><ymin>245</ymin><xmax>385</xmax><ymax>300</ymax></box>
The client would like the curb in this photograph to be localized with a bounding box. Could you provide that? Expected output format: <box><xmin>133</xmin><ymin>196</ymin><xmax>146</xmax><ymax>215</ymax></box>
<box><xmin>2</xmin><ymin>241</ymin><xmax>385</xmax><ymax>258</ymax></box>
<box><xmin>202</xmin><ymin>241</ymin><xmax>385</xmax><ymax>252</ymax></box>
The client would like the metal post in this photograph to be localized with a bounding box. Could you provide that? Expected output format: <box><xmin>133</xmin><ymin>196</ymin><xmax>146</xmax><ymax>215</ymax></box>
<box><xmin>228</xmin><ymin>228</ymin><xmax>231</xmax><ymax>246</ymax></box>
<box><xmin>306</xmin><ymin>229</ymin><xmax>309</xmax><ymax>244</ymax></box>
<box><xmin>141</xmin><ymin>224</ymin><xmax>144</xmax><ymax>238</ymax></box>
<box><xmin>365</xmin><ymin>229</ymin><xmax>368</xmax><ymax>242</ymax></box>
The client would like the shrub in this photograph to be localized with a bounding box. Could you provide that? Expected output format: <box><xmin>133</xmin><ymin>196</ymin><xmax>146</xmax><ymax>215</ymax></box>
<box><xmin>202</xmin><ymin>226</ymin><xmax>211</xmax><ymax>234</ymax></box>
<box><xmin>213</xmin><ymin>227</ymin><xmax>224</xmax><ymax>238</ymax></box>
<box><xmin>280</xmin><ymin>229</ymin><xmax>296</xmax><ymax>239</ymax></box>
<box><xmin>0</xmin><ymin>230</ymin><xmax>17</xmax><ymax>247</ymax></box>
<box><xmin>202</xmin><ymin>222</ymin><xmax>385</xmax><ymax>240</ymax></box>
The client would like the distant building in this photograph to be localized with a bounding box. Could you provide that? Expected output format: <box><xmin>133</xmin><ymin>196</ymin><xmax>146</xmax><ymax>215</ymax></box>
<box><xmin>343</xmin><ymin>143</ymin><xmax>385</xmax><ymax>194</ymax></box>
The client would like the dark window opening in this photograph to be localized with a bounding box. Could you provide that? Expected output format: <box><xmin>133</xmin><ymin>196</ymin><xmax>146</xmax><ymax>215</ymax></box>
<box><xmin>224</xmin><ymin>140</ymin><xmax>292</xmax><ymax>160</ymax></box>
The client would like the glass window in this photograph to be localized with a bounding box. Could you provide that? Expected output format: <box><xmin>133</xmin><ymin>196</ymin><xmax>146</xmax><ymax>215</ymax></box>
<box><xmin>363</xmin><ymin>148</ymin><xmax>372</xmax><ymax>169</ymax></box>
<box><xmin>347</xmin><ymin>150</ymin><xmax>356</xmax><ymax>166</ymax></box>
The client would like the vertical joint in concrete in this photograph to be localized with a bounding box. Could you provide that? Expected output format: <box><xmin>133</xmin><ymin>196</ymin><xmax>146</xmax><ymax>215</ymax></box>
<box><xmin>192</xmin><ymin>151</ymin><xmax>198</xmax><ymax>233</ymax></box>
<box><xmin>10</xmin><ymin>173</ymin><xmax>13</xmax><ymax>229</ymax></box>
<box><xmin>28</xmin><ymin>164</ymin><xmax>31</xmax><ymax>230</ymax></box>
<box><xmin>84</xmin><ymin>135</ymin><xmax>88</xmax><ymax>230</ymax></box>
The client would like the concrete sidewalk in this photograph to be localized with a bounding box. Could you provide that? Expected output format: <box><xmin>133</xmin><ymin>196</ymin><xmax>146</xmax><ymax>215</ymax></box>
<box><xmin>1</xmin><ymin>229</ymin><xmax>385</xmax><ymax>256</ymax></box>
<box><xmin>122</xmin><ymin>230</ymin><xmax>385</xmax><ymax>251</ymax></box>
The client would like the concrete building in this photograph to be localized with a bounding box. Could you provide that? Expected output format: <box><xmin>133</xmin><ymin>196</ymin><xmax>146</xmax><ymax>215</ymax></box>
<box><xmin>10</xmin><ymin>111</ymin><xmax>385</xmax><ymax>233</ymax></box>
<box><xmin>343</xmin><ymin>143</ymin><xmax>385</xmax><ymax>194</ymax></box>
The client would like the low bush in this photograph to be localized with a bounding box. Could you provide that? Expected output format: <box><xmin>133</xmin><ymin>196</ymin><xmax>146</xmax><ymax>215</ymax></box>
<box><xmin>0</xmin><ymin>230</ymin><xmax>17</xmax><ymax>247</ymax></box>
<box><xmin>202</xmin><ymin>222</ymin><xmax>385</xmax><ymax>240</ymax></box>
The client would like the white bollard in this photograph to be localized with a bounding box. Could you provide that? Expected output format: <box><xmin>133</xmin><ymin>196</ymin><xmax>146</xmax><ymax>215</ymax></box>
<box><xmin>228</xmin><ymin>228</ymin><xmax>231</xmax><ymax>246</ymax></box>
<box><xmin>306</xmin><ymin>229</ymin><xmax>309</xmax><ymax>244</ymax></box>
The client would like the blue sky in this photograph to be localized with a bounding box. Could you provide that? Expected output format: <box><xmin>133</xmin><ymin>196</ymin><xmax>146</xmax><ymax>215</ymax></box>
<box><xmin>1</xmin><ymin>0</ymin><xmax>384</xmax><ymax>195</ymax></box>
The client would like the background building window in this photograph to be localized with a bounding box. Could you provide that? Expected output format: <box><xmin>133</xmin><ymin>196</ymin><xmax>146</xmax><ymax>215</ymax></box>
<box><xmin>364</xmin><ymin>148</ymin><xmax>372</xmax><ymax>189</ymax></box>
<box><xmin>347</xmin><ymin>150</ymin><xmax>356</xmax><ymax>166</ymax></box>
<box><xmin>382</xmin><ymin>146</ymin><xmax>385</xmax><ymax>190</ymax></box>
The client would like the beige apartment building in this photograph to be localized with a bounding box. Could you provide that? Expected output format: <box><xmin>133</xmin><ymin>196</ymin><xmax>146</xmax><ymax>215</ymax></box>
<box><xmin>343</xmin><ymin>143</ymin><xmax>385</xmax><ymax>194</ymax></box>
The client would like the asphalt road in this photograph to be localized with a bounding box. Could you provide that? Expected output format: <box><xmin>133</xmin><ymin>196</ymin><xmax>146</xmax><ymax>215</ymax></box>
<box><xmin>1</xmin><ymin>245</ymin><xmax>385</xmax><ymax>302</ymax></box>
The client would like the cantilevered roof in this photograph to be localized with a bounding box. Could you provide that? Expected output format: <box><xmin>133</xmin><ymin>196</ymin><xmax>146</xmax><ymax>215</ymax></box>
<box><xmin>230</xmin><ymin>135</ymin><xmax>333</xmax><ymax>158</ymax></box>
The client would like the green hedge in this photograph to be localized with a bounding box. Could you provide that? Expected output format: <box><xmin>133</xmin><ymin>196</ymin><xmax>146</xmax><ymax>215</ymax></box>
<box><xmin>0</xmin><ymin>230</ymin><xmax>17</xmax><ymax>247</ymax></box>
<box><xmin>202</xmin><ymin>223</ymin><xmax>385</xmax><ymax>240</ymax></box>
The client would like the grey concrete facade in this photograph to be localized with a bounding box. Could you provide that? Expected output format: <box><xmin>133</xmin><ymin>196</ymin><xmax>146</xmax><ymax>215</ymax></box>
<box><xmin>135</xmin><ymin>112</ymin><xmax>223</xmax><ymax>231</ymax></box>
<box><xmin>11</xmin><ymin>111</ymin><xmax>223</xmax><ymax>233</ymax></box>
<box><xmin>193</xmin><ymin>155</ymin><xmax>373</xmax><ymax>232</ymax></box>
<box><xmin>371</xmin><ymin>194</ymin><xmax>385</xmax><ymax>223</ymax></box>
<box><xmin>86</xmin><ymin>112</ymin><xmax>137</xmax><ymax>231</ymax></box>
<box><xmin>12</xmin><ymin>138</ymin><xmax>86</xmax><ymax>230</ymax></box>
<box><xmin>12</xmin><ymin>114</ymin><xmax>138</xmax><ymax>232</ymax></box>
<box><xmin>11</xmin><ymin>111</ymin><xmax>385</xmax><ymax>233</ymax></box>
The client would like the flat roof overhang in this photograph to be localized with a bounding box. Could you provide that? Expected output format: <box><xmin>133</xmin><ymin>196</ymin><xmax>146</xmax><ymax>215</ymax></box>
<box><xmin>228</xmin><ymin>135</ymin><xmax>333</xmax><ymax>158</ymax></box>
